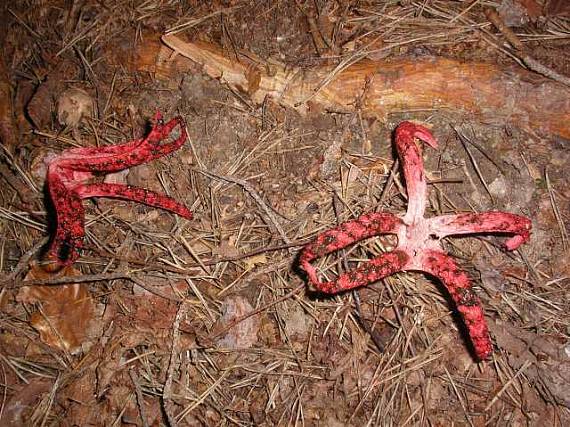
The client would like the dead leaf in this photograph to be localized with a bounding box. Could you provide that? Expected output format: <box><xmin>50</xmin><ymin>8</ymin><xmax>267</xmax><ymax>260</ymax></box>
<box><xmin>216</xmin><ymin>237</ymin><xmax>240</xmax><ymax>258</ymax></box>
<box><xmin>17</xmin><ymin>264</ymin><xmax>96</xmax><ymax>354</ymax></box>
<box><xmin>216</xmin><ymin>296</ymin><xmax>260</xmax><ymax>349</ymax></box>
<box><xmin>547</xmin><ymin>0</ymin><xmax>570</xmax><ymax>17</ymax></box>
<box><xmin>488</xmin><ymin>319</ymin><xmax>570</xmax><ymax>408</ymax></box>
<box><xmin>243</xmin><ymin>253</ymin><xmax>267</xmax><ymax>270</ymax></box>
<box><xmin>26</xmin><ymin>59</ymin><xmax>78</xmax><ymax>129</ymax></box>
<box><xmin>1</xmin><ymin>378</ymin><xmax>52</xmax><ymax>427</ymax></box>
<box><xmin>57</xmin><ymin>87</ymin><xmax>95</xmax><ymax>128</ymax></box>
<box><xmin>498</xmin><ymin>0</ymin><xmax>533</xmax><ymax>26</ymax></box>
<box><xmin>516</xmin><ymin>0</ymin><xmax>544</xmax><ymax>19</ymax></box>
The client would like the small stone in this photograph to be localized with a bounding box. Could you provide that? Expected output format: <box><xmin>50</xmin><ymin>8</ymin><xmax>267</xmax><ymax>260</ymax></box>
<box><xmin>216</xmin><ymin>296</ymin><xmax>260</xmax><ymax>349</ymax></box>
<box><xmin>489</xmin><ymin>176</ymin><xmax>507</xmax><ymax>198</ymax></box>
<box><xmin>57</xmin><ymin>88</ymin><xmax>94</xmax><ymax>128</ymax></box>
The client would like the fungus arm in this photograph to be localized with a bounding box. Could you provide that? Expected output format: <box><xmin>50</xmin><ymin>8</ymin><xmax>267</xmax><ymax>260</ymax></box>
<box><xmin>75</xmin><ymin>183</ymin><xmax>193</xmax><ymax>219</ymax></box>
<box><xmin>394</xmin><ymin>122</ymin><xmax>438</xmax><ymax>224</ymax></box>
<box><xmin>428</xmin><ymin>212</ymin><xmax>531</xmax><ymax>250</ymax></box>
<box><xmin>53</xmin><ymin>113</ymin><xmax>187</xmax><ymax>174</ymax></box>
<box><xmin>299</xmin><ymin>213</ymin><xmax>404</xmax><ymax>293</ymax></box>
<box><xmin>420</xmin><ymin>249</ymin><xmax>492</xmax><ymax>360</ymax></box>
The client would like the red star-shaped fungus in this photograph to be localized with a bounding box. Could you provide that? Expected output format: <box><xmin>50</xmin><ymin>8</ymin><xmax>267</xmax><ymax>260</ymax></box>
<box><xmin>299</xmin><ymin>122</ymin><xmax>531</xmax><ymax>360</ymax></box>
<box><xmin>44</xmin><ymin>111</ymin><xmax>192</xmax><ymax>270</ymax></box>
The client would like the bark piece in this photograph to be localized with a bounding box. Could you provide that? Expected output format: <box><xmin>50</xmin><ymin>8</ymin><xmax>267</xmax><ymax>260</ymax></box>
<box><xmin>162</xmin><ymin>35</ymin><xmax>570</xmax><ymax>140</ymax></box>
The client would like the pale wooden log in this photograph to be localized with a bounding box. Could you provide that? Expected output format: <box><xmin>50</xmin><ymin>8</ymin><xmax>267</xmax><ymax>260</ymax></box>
<box><xmin>161</xmin><ymin>35</ymin><xmax>570</xmax><ymax>140</ymax></box>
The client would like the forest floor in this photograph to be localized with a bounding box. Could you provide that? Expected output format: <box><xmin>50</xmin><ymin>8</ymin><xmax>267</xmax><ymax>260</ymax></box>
<box><xmin>0</xmin><ymin>1</ymin><xmax>569</xmax><ymax>426</ymax></box>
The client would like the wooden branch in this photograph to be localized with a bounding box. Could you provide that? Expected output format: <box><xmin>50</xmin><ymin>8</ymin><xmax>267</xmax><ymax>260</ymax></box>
<box><xmin>159</xmin><ymin>35</ymin><xmax>570</xmax><ymax>140</ymax></box>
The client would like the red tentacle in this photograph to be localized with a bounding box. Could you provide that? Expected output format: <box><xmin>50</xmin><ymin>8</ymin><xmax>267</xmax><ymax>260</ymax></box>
<box><xmin>300</xmin><ymin>213</ymin><xmax>401</xmax><ymax>260</ymax></box>
<box><xmin>303</xmin><ymin>251</ymin><xmax>409</xmax><ymax>294</ymax></box>
<box><xmin>52</xmin><ymin>114</ymin><xmax>187</xmax><ymax>174</ymax></box>
<box><xmin>75</xmin><ymin>183</ymin><xmax>193</xmax><ymax>219</ymax></box>
<box><xmin>45</xmin><ymin>173</ymin><xmax>86</xmax><ymax>268</ymax></box>
<box><xmin>299</xmin><ymin>213</ymin><xmax>403</xmax><ymax>292</ymax></box>
<box><xmin>419</xmin><ymin>250</ymin><xmax>492</xmax><ymax>360</ymax></box>
<box><xmin>428</xmin><ymin>211</ymin><xmax>531</xmax><ymax>250</ymax></box>
<box><xmin>394</xmin><ymin>122</ymin><xmax>437</xmax><ymax>224</ymax></box>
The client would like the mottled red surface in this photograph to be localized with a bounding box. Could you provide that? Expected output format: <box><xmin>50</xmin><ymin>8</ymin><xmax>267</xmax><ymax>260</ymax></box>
<box><xmin>299</xmin><ymin>121</ymin><xmax>532</xmax><ymax>360</ymax></box>
<box><xmin>45</xmin><ymin>111</ymin><xmax>192</xmax><ymax>268</ymax></box>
